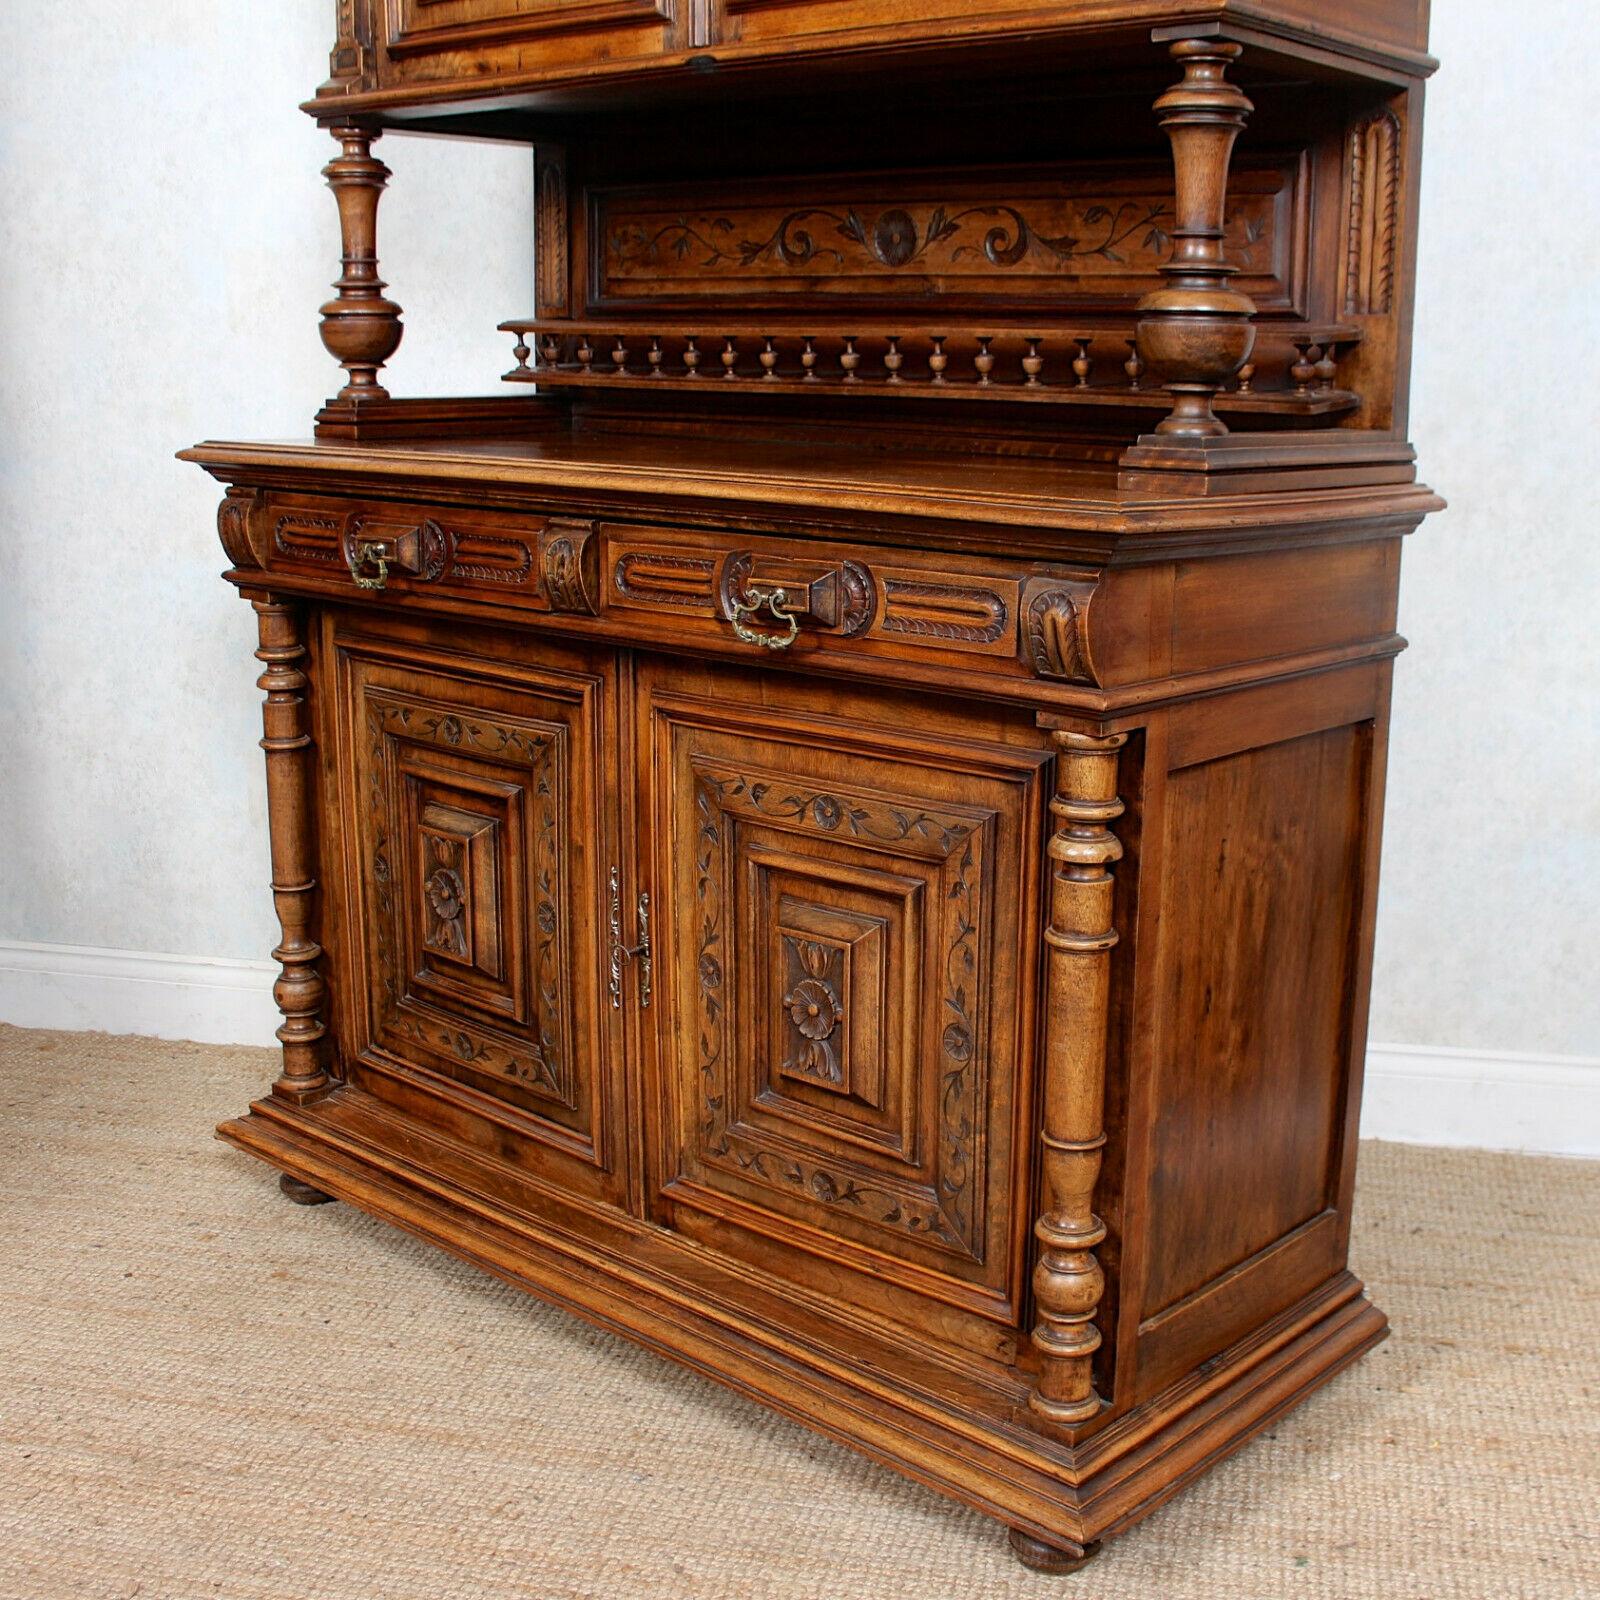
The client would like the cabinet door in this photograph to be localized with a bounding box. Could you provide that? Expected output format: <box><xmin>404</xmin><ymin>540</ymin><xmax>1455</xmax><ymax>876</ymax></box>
<box><xmin>327</xmin><ymin>612</ymin><xmax>628</xmax><ymax>1208</ymax></box>
<box><xmin>377</xmin><ymin>0</ymin><xmax>686</xmax><ymax>86</ymax></box>
<box><xmin>639</xmin><ymin>659</ymin><xmax>1052</xmax><ymax>1348</ymax></box>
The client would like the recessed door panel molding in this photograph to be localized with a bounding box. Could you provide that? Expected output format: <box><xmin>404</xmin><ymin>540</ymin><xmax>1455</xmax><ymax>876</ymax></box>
<box><xmin>331</xmin><ymin>622</ymin><xmax>624</xmax><ymax>1198</ymax></box>
<box><xmin>642</xmin><ymin>665</ymin><xmax>1049</xmax><ymax>1325</ymax></box>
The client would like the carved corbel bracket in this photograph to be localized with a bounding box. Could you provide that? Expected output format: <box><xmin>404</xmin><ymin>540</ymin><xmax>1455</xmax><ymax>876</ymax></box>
<box><xmin>539</xmin><ymin>519</ymin><xmax>602</xmax><ymax>615</ymax></box>
<box><xmin>1023</xmin><ymin>579</ymin><xmax>1100</xmax><ymax>685</ymax></box>
<box><xmin>217</xmin><ymin>488</ymin><xmax>269</xmax><ymax>571</ymax></box>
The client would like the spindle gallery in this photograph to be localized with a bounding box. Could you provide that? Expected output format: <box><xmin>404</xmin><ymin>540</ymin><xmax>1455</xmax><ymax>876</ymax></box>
<box><xmin>182</xmin><ymin>0</ymin><xmax>1440</xmax><ymax>1573</ymax></box>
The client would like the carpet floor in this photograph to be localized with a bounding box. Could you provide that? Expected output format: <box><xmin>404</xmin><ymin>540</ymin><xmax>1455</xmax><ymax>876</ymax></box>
<box><xmin>0</xmin><ymin>1023</ymin><xmax>1595</xmax><ymax>1600</ymax></box>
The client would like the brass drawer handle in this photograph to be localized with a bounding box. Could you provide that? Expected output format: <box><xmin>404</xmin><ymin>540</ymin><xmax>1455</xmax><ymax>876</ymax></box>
<box><xmin>730</xmin><ymin>585</ymin><xmax>801</xmax><ymax>650</ymax></box>
<box><xmin>347</xmin><ymin>540</ymin><xmax>390</xmax><ymax>589</ymax></box>
<box><xmin>342</xmin><ymin>518</ymin><xmax>453</xmax><ymax>592</ymax></box>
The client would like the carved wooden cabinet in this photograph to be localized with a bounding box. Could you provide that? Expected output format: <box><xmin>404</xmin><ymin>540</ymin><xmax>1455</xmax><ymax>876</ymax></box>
<box><xmin>185</xmin><ymin>0</ymin><xmax>1440</xmax><ymax>1573</ymax></box>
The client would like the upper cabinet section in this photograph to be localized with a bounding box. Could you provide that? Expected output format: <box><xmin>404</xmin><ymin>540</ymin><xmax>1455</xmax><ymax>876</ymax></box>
<box><xmin>355</xmin><ymin>0</ymin><xmax>690</xmax><ymax>91</ymax></box>
<box><xmin>316</xmin><ymin>0</ymin><xmax>1435</xmax><ymax>113</ymax></box>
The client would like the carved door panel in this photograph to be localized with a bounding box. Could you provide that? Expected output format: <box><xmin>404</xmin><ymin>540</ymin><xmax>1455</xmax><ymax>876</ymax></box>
<box><xmin>329</xmin><ymin>613</ymin><xmax>627</xmax><ymax>1207</ymax></box>
<box><xmin>639</xmin><ymin>659</ymin><xmax>1051</xmax><ymax>1344</ymax></box>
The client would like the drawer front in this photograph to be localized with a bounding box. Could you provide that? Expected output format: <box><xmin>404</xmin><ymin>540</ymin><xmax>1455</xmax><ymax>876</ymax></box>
<box><xmin>263</xmin><ymin>494</ymin><xmax>601</xmax><ymax>615</ymax></box>
<box><xmin>328</xmin><ymin>613</ymin><xmax>627</xmax><ymax>1205</ymax></box>
<box><xmin>640</xmin><ymin>657</ymin><xmax>1051</xmax><ymax>1340</ymax></box>
<box><xmin>241</xmin><ymin>491</ymin><xmax>1102</xmax><ymax>688</ymax></box>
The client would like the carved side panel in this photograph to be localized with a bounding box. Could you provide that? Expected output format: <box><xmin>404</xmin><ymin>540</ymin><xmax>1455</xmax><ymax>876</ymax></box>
<box><xmin>649</xmin><ymin>673</ymin><xmax>1050</xmax><ymax>1327</ymax></box>
<box><xmin>535</xmin><ymin>146</ymin><xmax>571</xmax><ymax>319</ymax></box>
<box><xmin>1344</xmin><ymin>111</ymin><xmax>1401</xmax><ymax>316</ymax></box>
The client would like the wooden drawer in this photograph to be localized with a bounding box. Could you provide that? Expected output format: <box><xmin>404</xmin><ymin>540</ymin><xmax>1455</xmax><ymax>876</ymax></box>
<box><xmin>258</xmin><ymin>493</ymin><xmax>602</xmax><ymax>616</ymax></box>
<box><xmin>240</xmin><ymin>491</ymin><xmax>1104</xmax><ymax>686</ymax></box>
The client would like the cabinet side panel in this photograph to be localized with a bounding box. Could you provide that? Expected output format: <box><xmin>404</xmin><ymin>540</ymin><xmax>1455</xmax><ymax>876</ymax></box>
<box><xmin>1142</xmin><ymin>723</ymin><xmax>1369</xmax><ymax>1320</ymax></box>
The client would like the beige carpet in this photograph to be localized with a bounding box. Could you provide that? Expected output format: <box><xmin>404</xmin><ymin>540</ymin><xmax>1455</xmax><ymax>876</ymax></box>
<box><xmin>0</xmin><ymin>1025</ymin><xmax>1595</xmax><ymax>1600</ymax></box>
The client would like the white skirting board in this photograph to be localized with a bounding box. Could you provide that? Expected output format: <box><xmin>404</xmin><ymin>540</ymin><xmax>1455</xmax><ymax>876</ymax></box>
<box><xmin>2</xmin><ymin>939</ymin><xmax>1596</xmax><ymax>1158</ymax></box>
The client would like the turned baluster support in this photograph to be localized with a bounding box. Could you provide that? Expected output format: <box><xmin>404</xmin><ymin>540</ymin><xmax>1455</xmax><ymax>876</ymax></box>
<box><xmin>319</xmin><ymin>122</ymin><xmax>403</xmax><ymax>402</ymax></box>
<box><xmin>1029</xmin><ymin>730</ymin><xmax>1128</xmax><ymax>1428</ymax></box>
<box><xmin>1135</xmin><ymin>40</ymin><xmax>1257</xmax><ymax>437</ymax></box>
<box><xmin>251</xmin><ymin>597</ymin><xmax>330</xmax><ymax>1105</ymax></box>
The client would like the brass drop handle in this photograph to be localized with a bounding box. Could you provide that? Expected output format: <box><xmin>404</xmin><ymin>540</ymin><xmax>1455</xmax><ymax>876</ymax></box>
<box><xmin>608</xmin><ymin>867</ymin><xmax>652</xmax><ymax>1010</ymax></box>
<box><xmin>343</xmin><ymin>519</ymin><xmax>451</xmax><ymax>592</ymax></box>
<box><xmin>347</xmin><ymin>540</ymin><xmax>390</xmax><ymax>590</ymax></box>
<box><xmin>729</xmin><ymin>584</ymin><xmax>801</xmax><ymax>650</ymax></box>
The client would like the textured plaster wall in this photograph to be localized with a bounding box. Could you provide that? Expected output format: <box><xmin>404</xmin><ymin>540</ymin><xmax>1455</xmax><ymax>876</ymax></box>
<box><xmin>0</xmin><ymin>2</ymin><xmax>1595</xmax><ymax>1058</ymax></box>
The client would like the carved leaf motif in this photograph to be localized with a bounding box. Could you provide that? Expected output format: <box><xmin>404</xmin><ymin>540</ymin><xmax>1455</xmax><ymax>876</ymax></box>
<box><xmin>1026</xmin><ymin>587</ymin><xmax>1095</xmax><ymax>683</ymax></box>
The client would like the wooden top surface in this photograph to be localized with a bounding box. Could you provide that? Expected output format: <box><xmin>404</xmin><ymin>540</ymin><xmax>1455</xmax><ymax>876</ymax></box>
<box><xmin>181</xmin><ymin>431</ymin><xmax>1442</xmax><ymax>549</ymax></box>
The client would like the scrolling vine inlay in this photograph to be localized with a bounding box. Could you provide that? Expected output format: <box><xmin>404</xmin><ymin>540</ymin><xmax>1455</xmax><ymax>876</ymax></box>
<box><xmin>595</xmin><ymin>160</ymin><xmax>1298</xmax><ymax>309</ymax></box>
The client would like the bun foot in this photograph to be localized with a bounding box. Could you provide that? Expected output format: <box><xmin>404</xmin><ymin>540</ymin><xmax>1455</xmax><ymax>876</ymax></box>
<box><xmin>1007</xmin><ymin>1528</ymin><xmax>1100</xmax><ymax>1574</ymax></box>
<box><xmin>279</xmin><ymin>1173</ymin><xmax>336</xmax><ymax>1206</ymax></box>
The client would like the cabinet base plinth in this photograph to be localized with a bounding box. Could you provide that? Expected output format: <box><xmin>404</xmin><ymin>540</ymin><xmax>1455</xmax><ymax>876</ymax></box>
<box><xmin>218</xmin><ymin>1087</ymin><xmax>1388</xmax><ymax>1561</ymax></box>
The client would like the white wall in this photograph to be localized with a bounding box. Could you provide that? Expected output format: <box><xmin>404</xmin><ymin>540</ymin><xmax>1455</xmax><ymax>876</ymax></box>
<box><xmin>1</xmin><ymin>1</ymin><xmax>1596</xmax><ymax>1154</ymax></box>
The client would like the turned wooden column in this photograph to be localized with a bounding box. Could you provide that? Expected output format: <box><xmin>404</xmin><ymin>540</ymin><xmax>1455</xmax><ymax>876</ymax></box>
<box><xmin>319</xmin><ymin>122</ymin><xmax>402</xmax><ymax>401</ymax></box>
<box><xmin>1135</xmin><ymin>40</ymin><xmax>1256</xmax><ymax>437</ymax></box>
<box><xmin>252</xmin><ymin>597</ymin><xmax>330</xmax><ymax>1103</ymax></box>
<box><xmin>1028</xmin><ymin>730</ymin><xmax>1128</xmax><ymax>1427</ymax></box>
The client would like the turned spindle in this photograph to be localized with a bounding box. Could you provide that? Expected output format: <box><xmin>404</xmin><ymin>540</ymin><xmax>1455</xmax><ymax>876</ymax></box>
<box><xmin>509</xmin><ymin>331</ymin><xmax>532</xmax><ymax>378</ymax></box>
<box><xmin>1022</xmin><ymin>336</ymin><xmax>1045</xmax><ymax>387</ymax></box>
<box><xmin>760</xmin><ymin>336</ymin><xmax>779</xmax><ymax>379</ymax></box>
<box><xmin>1291</xmin><ymin>340</ymin><xmax>1317</xmax><ymax>394</ymax></box>
<box><xmin>648</xmin><ymin>336</ymin><xmax>665</xmax><ymax>377</ymax></box>
<box><xmin>1071</xmin><ymin>338</ymin><xmax>1092</xmax><ymax>388</ymax></box>
<box><xmin>683</xmin><ymin>336</ymin><xmax>702</xmax><ymax>377</ymax></box>
<box><xmin>611</xmin><ymin>335</ymin><xmax>628</xmax><ymax>375</ymax></box>
<box><xmin>722</xmin><ymin>336</ymin><xmax>740</xmax><ymax>379</ymax></box>
<box><xmin>929</xmin><ymin>335</ymin><xmax>949</xmax><ymax>384</ymax></box>
<box><xmin>1315</xmin><ymin>343</ymin><xmax>1339</xmax><ymax>390</ymax></box>
<box><xmin>1124</xmin><ymin>339</ymin><xmax>1144</xmax><ymax>390</ymax></box>
<box><xmin>319</xmin><ymin>123</ymin><xmax>403</xmax><ymax>402</ymax></box>
<box><xmin>1237</xmin><ymin>359</ymin><xmax>1255</xmax><ymax>393</ymax></box>
<box><xmin>801</xmin><ymin>336</ymin><xmax>819</xmax><ymax>380</ymax></box>
<box><xmin>576</xmin><ymin>332</ymin><xmax>595</xmax><ymax>374</ymax></box>
<box><xmin>840</xmin><ymin>335</ymin><xmax>862</xmax><ymax>382</ymax></box>
<box><xmin>975</xmin><ymin>335</ymin><xmax>996</xmax><ymax>386</ymax></box>
<box><xmin>1134</xmin><ymin>41</ymin><xmax>1257</xmax><ymax>437</ymax></box>
<box><xmin>540</xmin><ymin>332</ymin><xmax>561</xmax><ymax>370</ymax></box>
<box><xmin>885</xmin><ymin>335</ymin><xmax>905</xmax><ymax>383</ymax></box>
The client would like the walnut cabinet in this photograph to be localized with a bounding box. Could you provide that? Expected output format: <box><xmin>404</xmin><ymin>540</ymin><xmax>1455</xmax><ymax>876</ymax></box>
<box><xmin>185</xmin><ymin>0</ymin><xmax>1441</xmax><ymax>1574</ymax></box>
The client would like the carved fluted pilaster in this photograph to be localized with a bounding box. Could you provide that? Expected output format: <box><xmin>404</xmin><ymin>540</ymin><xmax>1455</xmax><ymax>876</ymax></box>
<box><xmin>1134</xmin><ymin>40</ymin><xmax>1257</xmax><ymax>438</ymax></box>
<box><xmin>319</xmin><ymin>123</ymin><xmax>402</xmax><ymax>401</ymax></box>
<box><xmin>252</xmin><ymin>598</ymin><xmax>330</xmax><ymax>1103</ymax></box>
<box><xmin>1028</xmin><ymin>730</ymin><xmax>1127</xmax><ymax>1428</ymax></box>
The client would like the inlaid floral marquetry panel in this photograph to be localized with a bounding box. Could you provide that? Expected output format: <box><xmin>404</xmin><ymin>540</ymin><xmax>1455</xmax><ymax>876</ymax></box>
<box><xmin>648</xmin><ymin>670</ymin><xmax>1051</xmax><ymax>1323</ymax></box>
<box><xmin>591</xmin><ymin>155</ymin><xmax>1306</xmax><ymax>313</ymax></box>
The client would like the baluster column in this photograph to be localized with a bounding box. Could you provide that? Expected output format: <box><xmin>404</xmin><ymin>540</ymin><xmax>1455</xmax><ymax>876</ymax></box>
<box><xmin>319</xmin><ymin>123</ymin><xmax>403</xmax><ymax>401</ymax></box>
<box><xmin>252</xmin><ymin>598</ymin><xmax>330</xmax><ymax>1106</ymax></box>
<box><xmin>1134</xmin><ymin>41</ymin><xmax>1256</xmax><ymax>436</ymax></box>
<box><xmin>1029</xmin><ymin>730</ymin><xmax>1127</xmax><ymax>1427</ymax></box>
